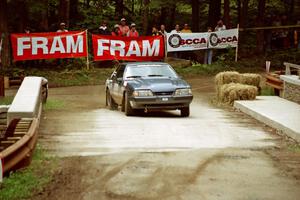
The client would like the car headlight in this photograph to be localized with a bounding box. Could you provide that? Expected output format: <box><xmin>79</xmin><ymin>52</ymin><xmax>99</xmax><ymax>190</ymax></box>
<box><xmin>132</xmin><ymin>90</ymin><xmax>153</xmax><ymax>97</ymax></box>
<box><xmin>175</xmin><ymin>88</ymin><xmax>192</xmax><ymax>96</ymax></box>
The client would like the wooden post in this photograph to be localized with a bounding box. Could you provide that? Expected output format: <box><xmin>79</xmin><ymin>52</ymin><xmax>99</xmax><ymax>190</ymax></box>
<box><xmin>85</xmin><ymin>30</ymin><xmax>90</xmax><ymax>70</ymax></box>
<box><xmin>0</xmin><ymin>76</ymin><xmax>4</xmax><ymax>97</ymax></box>
<box><xmin>235</xmin><ymin>24</ymin><xmax>239</xmax><ymax>62</ymax></box>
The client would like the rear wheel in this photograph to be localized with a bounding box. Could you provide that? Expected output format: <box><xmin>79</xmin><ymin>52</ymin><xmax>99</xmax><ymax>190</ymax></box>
<box><xmin>125</xmin><ymin>92</ymin><xmax>135</xmax><ymax>116</ymax></box>
<box><xmin>180</xmin><ymin>106</ymin><xmax>190</xmax><ymax>117</ymax></box>
<box><xmin>106</xmin><ymin>89</ymin><xmax>118</xmax><ymax>110</ymax></box>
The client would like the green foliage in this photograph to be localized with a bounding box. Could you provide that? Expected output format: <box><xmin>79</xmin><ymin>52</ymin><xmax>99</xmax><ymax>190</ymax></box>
<box><xmin>260</xmin><ymin>87</ymin><xmax>275</xmax><ymax>96</ymax></box>
<box><xmin>0</xmin><ymin>96</ymin><xmax>14</xmax><ymax>105</ymax></box>
<box><xmin>43</xmin><ymin>99</ymin><xmax>65</xmax><ymax>111</ymax></box>
<box><xmin>0</xmin><ymin>146</ymin><xmax>57</xmax><ymax>200</ymax></box>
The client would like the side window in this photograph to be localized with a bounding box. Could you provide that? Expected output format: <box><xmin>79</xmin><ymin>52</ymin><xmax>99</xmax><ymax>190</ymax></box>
<box><xmin>116</xmin><ymin>65</ymin><xmax>125</xmax><ymax>78</ymax></box>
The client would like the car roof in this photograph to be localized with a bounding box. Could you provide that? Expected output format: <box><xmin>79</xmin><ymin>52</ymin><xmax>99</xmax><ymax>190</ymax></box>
<box><xmin>122</xmin><ymin>62</ymin><xmax>169</xmax><ymax>66</ymax></box>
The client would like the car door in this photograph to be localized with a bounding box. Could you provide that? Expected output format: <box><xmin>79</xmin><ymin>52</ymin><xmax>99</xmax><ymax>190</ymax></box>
<box><xmin>112</xmin><ymin>64</ymin><xmax>126</xmax><ymax>104</ymax></box>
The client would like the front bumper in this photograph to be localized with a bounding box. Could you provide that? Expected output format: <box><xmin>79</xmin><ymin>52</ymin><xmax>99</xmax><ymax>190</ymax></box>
<box><xmin>130</xmin><ymin>95</ymin><xmax>193</xmax><ymax>110</ymax></box>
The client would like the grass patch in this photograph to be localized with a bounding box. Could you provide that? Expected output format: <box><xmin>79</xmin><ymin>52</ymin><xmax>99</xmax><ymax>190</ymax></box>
<box><xmin>24</xmin><ymin>68</ymin><xmax>113</xmax><ymax>87</ymax></box>
<box><xmin>287</xmin><ymin>144</ymin><xmax>300</xmax><ymax>153</ymax></box>
<box><xmin>43</xmin><ymin>99</ymin><xmax>65</xmax><ymax>111</ymax></box>
<box><xmin>0</xmin><ymin>96</ymin><xmax>14</xmax><ymax>105</ymax></box>
<box><xmin>260</xmin><ymin>87</ymin><xmax>275</xmax><ymax>96</ymax></box>
<box><xmin>0</xmin><ymin>145</ymin><xmax>57</xmax><ymax>200</ymax></box>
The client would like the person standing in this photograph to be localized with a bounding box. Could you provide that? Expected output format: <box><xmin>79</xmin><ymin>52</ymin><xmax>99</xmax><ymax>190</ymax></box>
<box><xmin>119</xmin><ymin>18</ymin><xmax>130</xmax><ymax>36</ymax></box>
<box><xmin>111</xmin><ymin>24</ymin><xmax>121</xmax><ymax>36</ymax></box>
<box><xmin>171</xmin><ymin>24</ymin><xmax>181</xmax><ymax>34</ymax></box>
<box><xmin>181</xmin><ymin>24</ymin><xmax>192</xmax><ymax>33</ymax></box>
<box><xmin>215</xmin><ymin>20</ymin><xmax>226</xmax><ymax>31</ymax></box>
<box><xmin>204</xmin><ymin>27</ymin><xmax>213</xmax><ymax>65</ymax></box>
<box><xmin>127</xmin><ymin>23</ymin><xmax>139</xmax><ymax>37</ymax></box>
<box><xmin>170</xmin><ymin>24</ymin><xmax>181</xmax><ymax>58</ymax></box>
<box><xmin>152</xmin><ymin>27</ymin><xmax>159</xmax><ymax>36</ymax></box>
<box><xmin>99</xmin><ymin>20</ymin><xmax>110</xmax><ymax>35</ymax></box>
<box><xmin>57</xmin><ymin>22</ymin><xmax>68</xmax><ymax>32</ymax></box>
<box><xmin>158</xmin><ymin>24</ymin><xmax>168</xmax><ymax>36</ymax></box>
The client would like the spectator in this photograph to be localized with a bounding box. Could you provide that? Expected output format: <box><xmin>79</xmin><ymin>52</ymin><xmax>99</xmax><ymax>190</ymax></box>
<box><xmin>57</xmin><ymin>22</ymin><xmax>68</xmax><ymax>32</ymax></box>
<box><xmin>99</xmin><ymin>20</ymin><xmax>110</xmax><ymax>35</ymax></box>
<box><xmin>127</xmin><ymin>23</ymin><xmax>139</xmax><ymax>37</ymax></box>
<box><xmin>24</xmin><ymin>26</ymin><xmax>30</xmax><ymax>34</ymax></box>
<box><xmin>204</xmin><ymin>27</ymin><xmax>213</xmax><ymax>65</ymax></box>
<box><xmin>171</xmin><ymin>24</ymin><xmax>181</xmax><ymax>33</ymax></box>
<box><xmin>295</xmin><ymin>20</ymin><xmax>300</xmax><ymax>49</ymax></box>
<box><xmin>181</xmin><ymin>24</ymin><xmax>192</xmax><ymax>33</ymax></box>
<box><xmin>170</xmin><ymin>24</ymin><xmax>181</xmax><ymax>58</ymax></box>
<box><xmin>119</xmin><ymin>18</ymin><xmax>130</xmax><ymax>36</ymax></box>
<box><xmin>152</xmin><ymin>27</ymin><xmax>159</xmax><ymax>36</ymax></box>
<box><xmin>158</xmin><ymin>24</ymin><xmax>167</xmax><ymax>36</ymax></box>
<box><xmin>112</xmin><ymin>24</ymin><xmax>121</xmax><ymax>36</ymax></box>
<box><xmin>215</xmin><ymin>20</ymin><xmax>226</xmax><ymax>31</ymax></box>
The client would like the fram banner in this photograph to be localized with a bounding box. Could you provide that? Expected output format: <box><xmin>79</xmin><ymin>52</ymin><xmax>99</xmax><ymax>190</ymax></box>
<box><xmin>11</xmin><ymin>31</ymin><xmax>88</xmax><ymax>61</ymax></box>
<box><xmin>208</xmin><ymin>28</ymin><xmax>239</xmax><ymax>49</ymax></box>
<box><xmin>92</xmin><ymin>35</ymin><xmax>165</xmax><ymax>61</ymax></box>
<box><xmin>166</xmin><ymin>32</ymin><xmax>209</xmax><ymax>52</ymax></box>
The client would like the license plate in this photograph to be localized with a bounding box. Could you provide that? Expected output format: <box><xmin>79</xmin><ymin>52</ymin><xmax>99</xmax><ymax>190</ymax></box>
<box><xmin>162</xmin><ymin>97</ymin><xmax>169</xmax><ymax>101</ymax></box>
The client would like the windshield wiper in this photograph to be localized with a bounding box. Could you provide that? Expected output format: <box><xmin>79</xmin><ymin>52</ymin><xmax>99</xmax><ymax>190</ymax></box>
<box><xmin>147</xmin><ymin>74</ymin><xmax>164</xmax><ymax>77</ymax></box>
<box><xmin>126</xmin><ymin>75</ymin><xmax>142</xmax><ymax>78</ymax></box>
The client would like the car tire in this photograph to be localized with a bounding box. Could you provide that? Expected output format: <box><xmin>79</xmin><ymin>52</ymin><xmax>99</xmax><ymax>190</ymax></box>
<box><xmin>106</xmin><ymin>89</ymin><xmax>118</xmax><ymax>110</ymax></box>
<box><xmin>121</xmin><ymin>94</ymin><xmax>125</xmax><ymax>112</ymax></box>
<box><xmin>125</xmin><ymin>92</ymin><xmax>135</xmax><ymax>116</ymax></box>
<box><xmin>180</xmin><ymin>106</ymin><xmax>190</xmax><ymax>117</ymax></box>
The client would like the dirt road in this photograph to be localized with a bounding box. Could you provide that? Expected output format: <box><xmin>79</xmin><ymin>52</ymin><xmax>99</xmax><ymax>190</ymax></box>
<box><xmin>35</xmin><ymin>77</ymin><xmax>300</xmax><ymax>200</ymax></box>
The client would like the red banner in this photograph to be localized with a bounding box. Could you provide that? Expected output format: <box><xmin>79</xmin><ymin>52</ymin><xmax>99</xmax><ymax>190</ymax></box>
<box><xmin>92</xmin><ymin>35</ymin><xmax>165</xmax><ymax>61</ymax></box>
<box><xmin>11</xmin><ymin>31</ymin><xmax>87</xmax><ymax>61</ymax></box>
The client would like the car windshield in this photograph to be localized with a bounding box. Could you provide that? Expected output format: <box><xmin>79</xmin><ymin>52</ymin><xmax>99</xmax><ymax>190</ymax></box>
<box><xmin>124</xmin><ymin>64</ymin><xmax>178</xmax><ymax>79</ymax></box>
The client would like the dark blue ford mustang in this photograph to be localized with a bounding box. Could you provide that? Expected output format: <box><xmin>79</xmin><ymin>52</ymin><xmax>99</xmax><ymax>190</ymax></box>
<box><xmin>105</xmin><ymin>62</ymin><xmax>193</xmax><ymax>117</ymax></box>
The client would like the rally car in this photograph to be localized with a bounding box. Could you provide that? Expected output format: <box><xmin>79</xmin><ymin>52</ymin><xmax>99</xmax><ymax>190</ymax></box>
<box><xmin>105</xmin><ymin>62</ymin><xmax>193</xmax><ymax>117</ymax></box>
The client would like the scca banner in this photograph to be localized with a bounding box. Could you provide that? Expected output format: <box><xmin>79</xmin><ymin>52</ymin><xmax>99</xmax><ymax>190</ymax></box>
<box><xmin>92</xmin><ymin>35</ymin><xmax>165</xmax><ymax>61</ymax></box>
<box><xmin>11</xmin><ymin>31</ymin><xmax>87</xmax><ymax>61</ymax></box>
<box><xmin>208</xmin><ymin>28</ymin><xmax>239</xmax><ymax>49</ymax></box>
<box><xmin>167</xmin><ymin>32</ymin><xmax>209</xmax><ymax>52</ymax></box>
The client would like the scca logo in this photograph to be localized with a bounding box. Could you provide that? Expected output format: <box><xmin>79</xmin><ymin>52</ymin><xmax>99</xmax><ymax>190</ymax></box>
<box><xmin>168</xmin><ymin>34</ymin><xmax>182</xmax><ymax>48</ymax></box>
<box><xmin>210</xmin><ymin>33</ymin><xmax>238</xmax><ymax>46</ymax></box>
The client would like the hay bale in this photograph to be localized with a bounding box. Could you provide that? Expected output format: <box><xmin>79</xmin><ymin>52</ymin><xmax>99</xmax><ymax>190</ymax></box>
<box><xmin>219</xmin><ymin>83</ymin><xmax>258</xmax><ymax>105</ymax></box>
<box><xmin>240</xmin><ymin>73</ymin><xmax>261</xmax><ymax>88</ymax></box>
<box><xmin>215</xmin><ymin>71</ymin><xmax>240</xmax><ymax>86</ymax></box>
<box><xmin>215</xmin><ymin>71</ymin><xmax>240</xmax><ymax>100</ymax></box>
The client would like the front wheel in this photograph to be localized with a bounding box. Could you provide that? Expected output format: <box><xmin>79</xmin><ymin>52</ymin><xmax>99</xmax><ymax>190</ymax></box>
<box><xmin>180</xmin><ymin>106</ymin><xmax>190</xmax><ymax>117</ymax></box>
<box><xmin>125</xmin><ymin>92</ymin><xmax>135</xmax><ymax>116</ymax></box>
<box><xmin>106</xmin><ymin>89</ymin><xmax>118</xmax><ymax>110</ymax></box>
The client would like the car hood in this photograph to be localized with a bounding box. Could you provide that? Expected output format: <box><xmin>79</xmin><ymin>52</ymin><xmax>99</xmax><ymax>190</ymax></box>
<box><xmin>127</xmin><ymin>77</ymin><xmax>190</xmax><ymax>92</ymax></box>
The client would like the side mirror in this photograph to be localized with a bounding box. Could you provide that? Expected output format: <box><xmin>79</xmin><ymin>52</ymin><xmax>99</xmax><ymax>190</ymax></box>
<box><xmin>117</xmin><ymin>77</ymin><xmax>123</xmax><ymax>83</ymax></box>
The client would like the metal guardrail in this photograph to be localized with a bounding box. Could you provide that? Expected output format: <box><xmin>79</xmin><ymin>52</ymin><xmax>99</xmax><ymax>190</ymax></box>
<box><xmin>284</xmin><ymin>62</ymin><xmax>300</xmax><ymax>76</ymax></box>
<box><xmin>0</xmin><ymin>118</ymin><xmax>38</xmax><ymax>175</ymax></box>
<box><xmin>0</xmin><ymin>76</ymin><xmax>46</xmax><ymax>177</ymax></box>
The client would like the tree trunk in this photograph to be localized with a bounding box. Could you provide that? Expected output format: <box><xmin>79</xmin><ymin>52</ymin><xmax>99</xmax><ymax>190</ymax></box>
<box><xmin>192</xmin><ymin>0</ymin><xmax>200</xmax><ymax>32</ymax></box>
<box><xmin>0</xmin><ymin>0</ymin><xmax>10</xmax><ymax>69</ymax></box>
<box><xmin>41</xmin><ymin>0</ymin><xmax>49</xmax><ymax>31</ymax></box>
<box><xmin>70</xmin><ymin>0</ymin><xmax>79</xmax><ymax>27</ymax></box>
<box><xmin>169</xmin><ymin>3</ymin><xmax>176</xmax><ymax>29</ymax></box>
<box><xmin>256</xmin><ymin>0</ymin><xmax>265</xmax><ymax>54</ymax></box>
<box><xmin>223</xmin><ymin>0</ymin><xmax>230</xmax><ymax>28</ymax></box>
<box><xmin>239</xmin><ymin>0</ymin><xmax>249</xmax><ymax>28</ymax></box>
<box><xmin>142</xmin><ymin>0</ymin><xmax>150</xmax><ymax>35</ymax></box>
<box><xmin>208</xmin><ymin>0</ymin><xmax>221</xmax><ymax>28</ymax></box>
<box><xmin>59</xmin><ymin>0</ymin><xmax>70</xmax><ymax>25</ymax></box>
<box><xmin>115</xmin><ymin>0</ymin><xmax>124</xmax><ymax>20</ymax></box>
<box><xmin>159</xmin><ymin>7</ymin><xmax>168</xmax><ymax>26</ymax></box>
